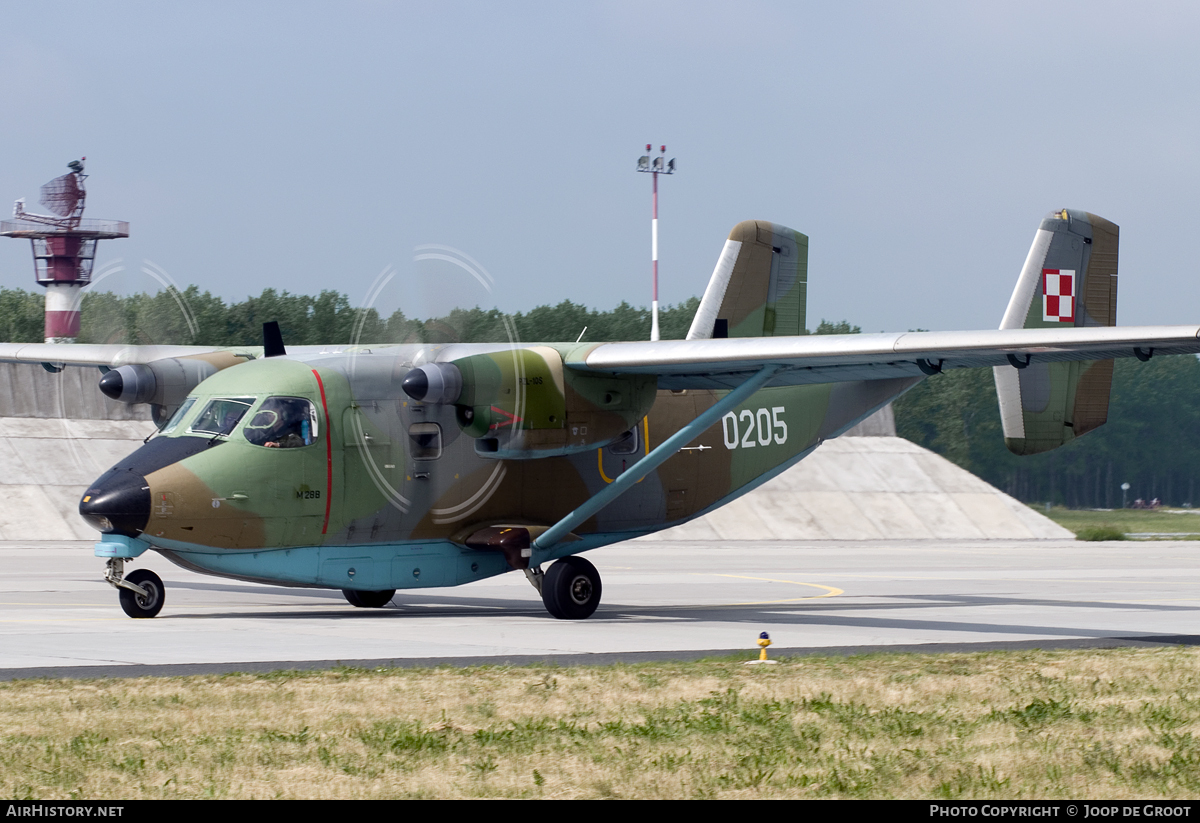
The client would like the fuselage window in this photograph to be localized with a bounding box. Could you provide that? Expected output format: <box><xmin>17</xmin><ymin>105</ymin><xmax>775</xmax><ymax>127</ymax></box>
<box><xmin>190</xmin><ymin>398</ymin><xmax>255</xmax><ymax>436</ymax></box>
<box><xmin>244</xmin><ymin>397</ymin><xmax>319</xmax><ymax>448</ymax></box>
<box><xmin>608</xmin><ymin>425</ymin><xmax>640</xmax><ymax>455</ymax></box>
<box><xmin>408</xmin><ymin>422</ymin><xmax>443</xmax><ymax>460</ymax></box>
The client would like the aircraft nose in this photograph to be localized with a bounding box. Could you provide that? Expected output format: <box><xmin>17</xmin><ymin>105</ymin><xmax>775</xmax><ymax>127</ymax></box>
<box><xmin>78</xmin><ymin>434</ymin><xmax>225</xmax><ymax>538</ymax></box>
<box><xmin>80</xmin><ymin>468</ymin><xmax>150</xmax><ymax>537</ymax></box>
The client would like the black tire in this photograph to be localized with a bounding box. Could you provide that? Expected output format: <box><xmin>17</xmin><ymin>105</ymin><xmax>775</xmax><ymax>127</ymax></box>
<box><xmin>541</xmin><ymin>556</ymin><xmax>602</xmax><ymax>620</ymax></box>
<box><xmin>343</xmin><ymin>589</ymin><xmax>396</xmax><ymax>608</ymax></box>
<box><xmin>118</xmin><ymin>569</ymin><xmax>165</xmax><ymax>618</ymax></box>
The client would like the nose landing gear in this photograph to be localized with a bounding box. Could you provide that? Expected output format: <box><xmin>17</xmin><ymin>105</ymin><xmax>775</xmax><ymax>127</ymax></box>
<box><xmin>105</xmin><ymin>559</ymin><xmax>165</xmax><ymax>618</ymax></box>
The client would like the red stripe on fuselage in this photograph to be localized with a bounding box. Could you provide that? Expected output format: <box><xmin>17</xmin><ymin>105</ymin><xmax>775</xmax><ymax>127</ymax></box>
<box><xmin>312</xmin><ymin>369</ymin><xmax>333</xmax><ymax>535</ymax></box>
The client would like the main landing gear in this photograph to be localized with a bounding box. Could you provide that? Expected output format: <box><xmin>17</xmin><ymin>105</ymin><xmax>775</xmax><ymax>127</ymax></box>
<box><xmin>528</xmin><ymin>556</ymin><xmax>602</xmax><ymax>620</ymax></box>
<box><xmin>105</xmin><ymin>559</ymin><xmax>165</xmax><ymax>619</ymax></box>
<box><xmin>342</xmin><ymin>589</ymin><xmax>396</xmax><ymax>608</ymax></box>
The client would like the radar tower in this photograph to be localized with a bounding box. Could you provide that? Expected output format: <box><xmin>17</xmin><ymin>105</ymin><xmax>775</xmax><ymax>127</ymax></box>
<box><xmin>1</xmin><ymin>159</ymin><xmax>129</xmax><ymax>342</ymax></box>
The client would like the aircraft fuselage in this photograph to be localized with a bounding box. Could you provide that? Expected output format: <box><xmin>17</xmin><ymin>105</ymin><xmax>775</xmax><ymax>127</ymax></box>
<box><xmin>81</xmin><ymin>344</ymin><xmax>917</xmax><ymax>592</ymax></box>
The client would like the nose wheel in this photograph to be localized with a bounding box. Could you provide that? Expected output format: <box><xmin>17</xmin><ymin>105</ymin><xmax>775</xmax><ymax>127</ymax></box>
<box><xmin>540</xmin><ymin>556</ymin><xmax>602</xmax><ymax>620</ymax></box>
<box><xmin>117</xmin><ymin>568</ymin><xmax>165</xmax><ymax>619</ymax></box>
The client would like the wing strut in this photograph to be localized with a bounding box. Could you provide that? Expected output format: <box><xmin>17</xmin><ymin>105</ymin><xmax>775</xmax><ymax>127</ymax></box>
<box><xmin>530</xmin><ymin>364</ymin><xmax>780</xmax><ymax>563</ymax></box>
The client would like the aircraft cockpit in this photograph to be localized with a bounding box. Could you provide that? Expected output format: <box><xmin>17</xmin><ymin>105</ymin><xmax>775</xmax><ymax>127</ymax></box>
<box><xmin>242</xmin><ymin>397</ymin><xmax>319</xmax><ymax>448</ymax></box>
<box><xmin>188</xmin><ymin>397</ymin><xmax>254</xmax><ymax>437</ymax></box>
<box><xmin>159</xmin><ymin>395</ymin><xmax>321</xmax><ymax>449</ymax></box>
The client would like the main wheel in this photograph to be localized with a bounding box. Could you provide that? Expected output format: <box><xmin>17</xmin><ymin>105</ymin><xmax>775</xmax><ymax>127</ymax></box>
<box><xmin>343</xmin><ymin>589</ymin><xmax>396</xmax><ymax>608</ymax></box>
<box><xmin>541</xmin><ymin>556</ymin><xmax>602</xmax><ymax>620</ymax></box>
<box><xmin>119</xmin><ymin>569</ymin><xmax>165</xmax><ymax>618</ymax></box>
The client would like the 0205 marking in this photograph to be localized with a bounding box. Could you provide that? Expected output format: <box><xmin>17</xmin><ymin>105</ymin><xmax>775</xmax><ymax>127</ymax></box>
<box><xmin>721</xmin><ymin>407</ymin><xmax>787</xmax><ymax>449</ymax></box>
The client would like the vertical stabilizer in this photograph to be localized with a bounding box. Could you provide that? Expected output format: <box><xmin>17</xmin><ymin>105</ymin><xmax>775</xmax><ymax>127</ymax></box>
<box><xmin>993</xmin><ymin>209</ymin><xmax>1118</xmax><ymax>455</ymax></box>
<box><xmin>687</xmin><ymin>221</ymin><xmax>808</xmax><ymax>340</ymax></box>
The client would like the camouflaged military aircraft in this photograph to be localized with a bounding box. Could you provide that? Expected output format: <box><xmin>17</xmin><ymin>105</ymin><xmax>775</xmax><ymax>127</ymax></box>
<box><xmin>2</xmin><ymin>209</ymin><xmax>1197</xmax><ymax>620</ymax></box>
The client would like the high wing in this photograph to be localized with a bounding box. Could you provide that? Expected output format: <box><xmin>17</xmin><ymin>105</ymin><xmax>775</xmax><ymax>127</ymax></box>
<box><xmin>0</xmin><ymin>341</ymin><xmax>390</xmax><ymax>427</ymax></box>
<box><xmin>0</xmin><ymin>342</ymin><xmax>384</xmax><ymax>368</ymax></box>
<box><xmin>567</xmin><ymin>325</ymin><xmax>1200</xmax><ymax>390</ymax></box>
<box><xmin>0</xmin><ymin>342</ymin><xmax>229</xmax><ymax>368</ymax></box>
<box><xmin>573</xmin><ymin>209</ymin><xmax>1197</xmax><ymax>407</ymax></box>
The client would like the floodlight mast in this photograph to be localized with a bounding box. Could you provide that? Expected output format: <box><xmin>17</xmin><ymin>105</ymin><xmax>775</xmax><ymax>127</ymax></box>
<box><xmin>0</xmin><ymin>159</ymin><xmax>129</xmax><ymax>343</ymax></box>
<box><xmin>636</xmin><ymin>144</ymin><xmax>675</xmax><ymax>341</ymax></box>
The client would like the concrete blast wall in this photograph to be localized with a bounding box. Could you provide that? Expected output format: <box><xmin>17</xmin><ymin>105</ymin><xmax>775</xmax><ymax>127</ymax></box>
<box><xmin>0</xmin><ymin>364</ymin><xmax>150</xmax><ymax>420</ymax></box>
<box><xmin>0</xmin><ymin>365</ymin><xmax>153</xmax><ymax>538</ymax></box>
<box><xmin>0</xmin><ymin>417</ymin><xmax>156</xmax><ymax>540</ymax></box>
<box><xmin>638</xmin><ymin>435</ymin><xmax>1071</xmax><ymax>541</ymax></box>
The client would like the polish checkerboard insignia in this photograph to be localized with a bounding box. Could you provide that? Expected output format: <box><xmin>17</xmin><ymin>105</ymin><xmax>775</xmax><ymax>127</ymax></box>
<box><xmin>1042</xmin><ymin>269</ymin><xmax>1075</xmax><ymax>322</ymax></box>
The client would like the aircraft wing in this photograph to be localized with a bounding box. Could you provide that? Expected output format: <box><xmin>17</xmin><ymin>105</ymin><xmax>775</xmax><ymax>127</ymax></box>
<box><xmin>568</xmin><ymin>325</ymin><xmax>1200</xmax><ymax>390</ymax></box>
<box><xmin>0</xmin><ymin>342</ymin><xmax>231</xmax><ymax>368</ymax></box>
<box><xmin>0</xmin><ymin>342</ymin><xmax>386</xmax><ymax>368</ymax></box>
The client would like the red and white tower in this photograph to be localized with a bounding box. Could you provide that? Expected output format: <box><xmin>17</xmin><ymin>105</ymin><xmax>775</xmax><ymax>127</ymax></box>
<box><xmin>636</xmin><ymin>144</ymin><xmax>675</xmax><ymax>341</ymax></box>
<box><xmin>0</xmin><ymin>159</ymin><xmax>129</xmax><ymax>342</ymax></box>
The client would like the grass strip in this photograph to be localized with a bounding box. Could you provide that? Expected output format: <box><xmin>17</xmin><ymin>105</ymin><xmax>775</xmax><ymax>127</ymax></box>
<box><xmin>4</xmin><ymin>647</ymin><xmax>1200</xmax><ymax>799</ymax></box>
<box><xmin>1040</xmin><ymin>507</ymin><xmax>1200</xmax><ymax>540</ymax></box>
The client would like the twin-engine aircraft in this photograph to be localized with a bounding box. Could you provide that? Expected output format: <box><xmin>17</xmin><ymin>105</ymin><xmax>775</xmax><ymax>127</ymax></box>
<box><xmin>2</xmin><ymin>209</ymin><xmax>1196</xmax><ymax>619</ymax></box>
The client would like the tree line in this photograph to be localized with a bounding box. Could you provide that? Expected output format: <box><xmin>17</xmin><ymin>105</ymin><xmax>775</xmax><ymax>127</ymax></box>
<box><xmin>892</xmin><ymin>354</ymin><xmax>1200</xmax><ymax>509</ymax></box>
<box><xmin>0</xmin><ymin>286</ymin><xmax>861</xmax><ymax>347</ymax></box>
<box><xmin>0</xmin><ymin>286</ymin><xmax>701</xmax><ymax>347</ymax></box>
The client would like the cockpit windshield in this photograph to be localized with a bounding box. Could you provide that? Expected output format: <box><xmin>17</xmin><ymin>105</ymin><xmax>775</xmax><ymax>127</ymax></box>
<box><xmin>161</xmin><ymin>397</ymin><xmax>197</xmax><ymax>435</ymax></box>
<box><xmin>243</xmin><ymin>397</ymin><xmax>319</xmax><ymax>448</ymax></box>
<box><xmin>189</xmin><ymin>398</ymin><xmax>255</xmax><ymax>436</ymax></box>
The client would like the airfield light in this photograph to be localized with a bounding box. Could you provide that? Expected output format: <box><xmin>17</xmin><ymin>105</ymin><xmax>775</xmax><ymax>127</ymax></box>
<box><xmin>636</xmin><ymin>142</ymin><xmax>676</xmax><ymax>341</ymax></box>
<box><xmin>745</xmin><ymin>631</ymin><xmax>777</xmax><ymax>665</ymax></box>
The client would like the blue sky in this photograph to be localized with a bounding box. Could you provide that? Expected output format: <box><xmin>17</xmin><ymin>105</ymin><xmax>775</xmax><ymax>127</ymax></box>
<box><xmin>1</xmin><ymin>2</ymin><xmax>1197</xmax><ymax>336</ymax></box>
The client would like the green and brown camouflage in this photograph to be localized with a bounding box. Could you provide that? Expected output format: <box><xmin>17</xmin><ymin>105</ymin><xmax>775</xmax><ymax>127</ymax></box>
<box><xmin>993</xmin><ymin>209</ymin><xmax>1119</xmax><ymax>455</ymax></box>
<box><xmin>687</xmin><ymin>220</ymin><xmax>808</xmax><ymax>340</ymax></box>
<box><xmin>131</xmin><ymin>345</ymin><xmax>906</xmax><ymax>553</ymax></box>
<box><xmin>449</xmin><ymin>345</ymin><xmax>657</xmax><ymax>456</ymax></box>
<box><xmin>56</xmin><ymin>210</ymin><xmax>1200</xmax><ymax>619</ymax></box>
<box><xmin>77</xmin><ymin>216</ymin><xmax>903</xmax><ymax>604</ymax></box>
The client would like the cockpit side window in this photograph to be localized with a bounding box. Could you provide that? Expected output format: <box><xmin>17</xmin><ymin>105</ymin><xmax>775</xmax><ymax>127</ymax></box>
<box><xmin>190</xmin><ymin>398</ymin><xmax>255</xmax><ymax>436</ymax></box>
<box><xmin>244</xmin><ymin>397</ymin><xmax>319</xmax><ymax>448</ymax></box>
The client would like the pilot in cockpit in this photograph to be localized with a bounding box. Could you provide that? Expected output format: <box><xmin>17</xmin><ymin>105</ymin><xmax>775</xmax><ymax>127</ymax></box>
<box><xmin>243</xmin><ymin>398</ymin><xmax>315</xmax><ymax>449</ymax></box>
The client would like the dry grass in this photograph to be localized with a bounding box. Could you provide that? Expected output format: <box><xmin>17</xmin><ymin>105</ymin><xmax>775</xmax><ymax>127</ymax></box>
<box><xmin>4</xmin><ymin>647</ymin><xmax>1200</xmax><ymax>799</ymax></box>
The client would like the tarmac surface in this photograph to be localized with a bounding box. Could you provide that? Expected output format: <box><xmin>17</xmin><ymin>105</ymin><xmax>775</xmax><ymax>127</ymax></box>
<box><xmin>2</xmin><ymin>538</ymin><xmax>1198</xmax><ymax>679</ymax></box>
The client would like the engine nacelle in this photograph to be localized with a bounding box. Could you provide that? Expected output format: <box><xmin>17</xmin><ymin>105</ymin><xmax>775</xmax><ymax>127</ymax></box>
<box><xmin>98</xmin><ymin>353</ymin><xmax>250</xmax><ymax>427</ymax></box>
<box><xmin>402</xmin><ymin>346</ymin><xmax>657</xmax><ymax>459</ymax></box>
<box><xmin>400</xmin><ymin>362</ymin><xmax>463</xmax><ymax>405</ymax></box>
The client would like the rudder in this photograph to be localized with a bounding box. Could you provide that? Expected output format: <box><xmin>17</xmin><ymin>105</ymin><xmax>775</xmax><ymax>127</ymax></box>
<box><xmin>993</xmin><ymin>209</ymin><xmax>1119</xmax><ymax>455</ymax></box>
<box><xmin>687</xmin><ymin>221</ymin><xmax>808</xmax><ymax>340</ymax></box>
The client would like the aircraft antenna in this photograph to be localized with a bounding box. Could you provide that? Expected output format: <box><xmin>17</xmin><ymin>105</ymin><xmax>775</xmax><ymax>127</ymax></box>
<box><xmin>1</xmin><ymin>158</ymin><xmax>129</xmax><ymax>343</ymax></box>
<box><xmin>636</xmin><ymin>144</ymin><xmax>676</xmax><ymax>341</ymax></box>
